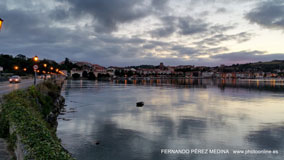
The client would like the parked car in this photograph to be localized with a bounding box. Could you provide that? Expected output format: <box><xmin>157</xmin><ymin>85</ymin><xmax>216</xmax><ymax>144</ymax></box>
<box><xmin>9</xmin><ymin>75</ymin><xmax>21</xmax><ymax>83</ymax></box>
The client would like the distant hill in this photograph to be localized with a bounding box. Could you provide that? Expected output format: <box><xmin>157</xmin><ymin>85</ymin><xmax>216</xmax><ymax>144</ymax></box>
<box><xmin>228</xmin><ymin>60</ymin><xmax>284</xmax><ymax>72</ymax></box>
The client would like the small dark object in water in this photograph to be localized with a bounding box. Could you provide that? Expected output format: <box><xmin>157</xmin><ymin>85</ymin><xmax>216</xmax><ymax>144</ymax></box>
<box><xmin>62</xmin><ymin>118</ymin><xmax>71</xmax><ymax>121</ymax></box>
<box><xmin>95</xmin><ymin>141</ymin><xmax>100</xmax><ymax>145</ymax></box>
<box><xmin>136</xmin><ymin>102</ymin><xmax>144</xmax><ymax>107</ymax></box>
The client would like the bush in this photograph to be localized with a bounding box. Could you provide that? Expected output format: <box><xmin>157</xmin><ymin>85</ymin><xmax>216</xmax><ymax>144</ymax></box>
<box><xmin>72</xmin><ymin>73</ymin><xmax>80</xmax><ymax>79</ymax></box>
<box><xmin>0</xmin><ymin>81</ymin><xmax>74</xmax><ymax>160</ymax></box>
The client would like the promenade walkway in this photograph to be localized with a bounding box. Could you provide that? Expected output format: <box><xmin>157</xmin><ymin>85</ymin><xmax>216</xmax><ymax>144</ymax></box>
<box><xmin>0</xmin><ymin>139</ymin><xmax>11</xmax><ymax>160</ymax></box>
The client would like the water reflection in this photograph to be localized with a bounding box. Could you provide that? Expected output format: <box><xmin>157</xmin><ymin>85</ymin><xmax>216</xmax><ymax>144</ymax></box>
<box><xmin>113</xmin><ymin>79</ymin><xmax>284</xmax><ymax>92</ymax></box>
<box><xmin>57</xmin><ymin>80</ymin><xmax>284</xmax><ymax>160</ymax></box>
<box><xmin>247</xmin><ymin>124</ymin><xmax>284</xmax><ymax>149</ymax></box>
<box><xmin>177</xmin><ymin>117</ymin><xmax>206</xmax><ymax>138</ymax></box>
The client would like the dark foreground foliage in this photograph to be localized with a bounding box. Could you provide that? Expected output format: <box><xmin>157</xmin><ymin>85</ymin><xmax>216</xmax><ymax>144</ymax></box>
<box><xmin>0</xmin><ymin>81</ymin><xmax>74</xmax><ymax>160</ymax></box>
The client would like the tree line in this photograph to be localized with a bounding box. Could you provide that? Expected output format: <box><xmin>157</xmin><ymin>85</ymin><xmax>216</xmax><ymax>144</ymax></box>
<box><xmin>0</xmin><ymin>54</ymin><xmax>79</xmax><ymax>76</ymax></box>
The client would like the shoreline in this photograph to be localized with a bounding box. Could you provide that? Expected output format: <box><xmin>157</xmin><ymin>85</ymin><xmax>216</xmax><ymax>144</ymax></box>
<box><xmin>0</xmin><ymin>80</ymin><xmax>74</xmax><ymax>160</ymax></box>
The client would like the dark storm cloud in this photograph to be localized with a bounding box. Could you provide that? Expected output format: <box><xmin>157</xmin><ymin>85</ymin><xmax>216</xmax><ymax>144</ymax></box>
<box><xmin>142</xmin><ymin>44</ymin><xmax>156</xmax><ymax>49</ymax></box>
<box><xmin>211</xmin><ymin>51</ymin><xmax>264</xmax><ymax>61</ymax></box>
<box><xmin>1</xmin><ymin>0</ymin><xmax>282</xmax><ymax>67</ymax></box>
<box><xmin>150</xmin><ymin>16</ymin><xmax>177</xmax><ymax>37</ymax></box>
<box><xmin>151</xmin><ymin>0</ymin><xmax>169</xmax><ymax>11</ymax></box>
<box><xmin>0</xmin><ymin>5</ymin><xmax>40</xmax><ymax>36</ymax></box>
<box><xmin>0</xmin><ymin>2</ymin><xmax>86</xmax><ymax>46</ymax></box>
<box><xmin>1</xmin><ymin>1</ymin><xmax>207</xmax><ymax>66</ymax></box>
<box><xmin>0</xmin><ymin>0</ymin><xmax>150</xmax><ymax>65</ymax></box>
<box><xmin>150</xmin><ymin>26</ymin><xmax>176</xmax><ymax>38</ymax></box>
<box><xmin>195</xmin><ymin>32</ymin><xmax>253</xmax><ymax>46</ymax></box>
<box><xmin>246</xmin><ymin>0</ymin><xmax>284</xmax><ymax>30</ymax></box>
<box><xmin>96</xmin><ymin>34</ymin><xmax>146</xmax><ymax>44</ymax></box>
<box><xmin>177</xmin><ymin>17</ymin><xmax>208</xmax><ymax>35</ymax></box>
<box><xmin>189</xmin><ymin>0</ymin><xmax>256</xmax><ymax>5</ymax></box>
<box><xmin>210</xmin><ymin>50</ymin><xmax>284</xmax><ymax>64</ymax></box>
<box><xmin>150</xmin><ymin>16</ymin><xmax>209</xmax><ymax>38</ymax></box>
<box><xmin>49</xmin><ymin>8</ymin><xmax>70</xmax><ymax>21</ymax></box>
<box><xmin>208</xmin><ymin>25</ymin><xmax>235</xmax><ymax>34</ymax></box>
<box><xmin>56</xmin><ymin>0</ymin><xmax>151</xmax><ymax>33</ymax></box>
<box><xmin>171</xmin><ymin>45</ymin><xmax>199</xmax><ymax>56</ymax></box>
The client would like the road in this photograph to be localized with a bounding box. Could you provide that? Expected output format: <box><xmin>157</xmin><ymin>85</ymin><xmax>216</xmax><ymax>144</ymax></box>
<box><xmin>0</xmin><ymin>78</ymin><xmax>43</xmax><ymax>96</ymax></box>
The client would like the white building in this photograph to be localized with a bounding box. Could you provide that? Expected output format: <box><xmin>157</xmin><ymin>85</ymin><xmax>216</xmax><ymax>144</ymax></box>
<box><xmin>202</xmin><ymin>72</ymin><xmax>214</xmax><ymax>78</ymax></box>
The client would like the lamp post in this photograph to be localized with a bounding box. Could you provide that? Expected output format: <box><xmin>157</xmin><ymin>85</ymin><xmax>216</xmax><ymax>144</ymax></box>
<box><xmin>0</xmin><ymin>18</ymin><xmax>3</xmax><ymax>31</ymax></box>
<box><xmin>0</xmin><ymin>18</ymin><xmax>3</xmax><ymax>79</ymax></box>
<box><xmin>33</xmin><ymin>56</ymin><xmax>39</xmax><ymax>85</ymax></box>
<box><xmin>43</xmin><ymin>63</ymin><xmax>47</xmax><ymax>80</ymax></box>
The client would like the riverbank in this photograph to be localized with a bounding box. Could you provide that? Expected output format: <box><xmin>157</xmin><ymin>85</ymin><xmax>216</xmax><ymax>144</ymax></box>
<box><xmin>0</xmin><ymin>80</ymin><xmax>74</xmax><ymax>159</ymax></box>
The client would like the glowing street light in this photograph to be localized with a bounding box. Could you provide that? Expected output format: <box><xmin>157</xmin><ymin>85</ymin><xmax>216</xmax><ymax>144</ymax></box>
<box><xmin>43</xmin><ymin>64</ymin><xmax>47</xmax><ymax>80</ymax></box>
<box><xmin>0</xmin><ymin>18</ymin><xmax>3</xmax><ymax>31</ymax></box>
<box><xmin>56</xmin><ymin>68</ymin><xmax>59</xmax><ymax>72</ymax></box>
<box><xmin>23</xmin><ymin>68</ymin><xmax>27</xmax><ymax>72</ymax></box>
<box><xmin>50</xmin><ymin>67</ymin><xmax>54</xmax><ymax>71</ymax></box>
<box><xmin>33</xmin><ymin>55</ymin><xmax>39</xmax><ymax>62</ymax></box>
<box><xmin>14</xmin><ymin>66</ymin><xmax>19</xmax><ymax>70</ymax></box>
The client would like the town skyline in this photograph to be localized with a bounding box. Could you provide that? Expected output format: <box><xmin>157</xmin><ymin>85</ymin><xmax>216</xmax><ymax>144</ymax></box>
<box><xmin>2</xmin><ymin>53</ymin><xmax>284</xmax><ymax>68</ymax></box>
<box><xmin>1</xmin><ymin>53</ymin><xmax>284</xmax><ymax>80</ymax></box>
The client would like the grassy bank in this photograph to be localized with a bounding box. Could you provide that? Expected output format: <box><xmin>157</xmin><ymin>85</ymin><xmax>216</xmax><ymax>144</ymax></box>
<box><xmin>0</xmin><ymin>81</ymin><xmax>74</xmax><ymax>160</ymax></box>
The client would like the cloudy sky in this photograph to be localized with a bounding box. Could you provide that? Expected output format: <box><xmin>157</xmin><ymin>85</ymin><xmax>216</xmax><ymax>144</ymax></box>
<box><xmin>0</xmin><ymin>0</ymin><xmax>284</xmax><ymax>66</ymax></box>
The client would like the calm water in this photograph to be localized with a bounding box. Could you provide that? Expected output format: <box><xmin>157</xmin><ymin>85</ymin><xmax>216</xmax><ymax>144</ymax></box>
<box><xmin>57</xmin><ymin>79</ymin><xmax>284</xmax><ymax>160</ymax></box>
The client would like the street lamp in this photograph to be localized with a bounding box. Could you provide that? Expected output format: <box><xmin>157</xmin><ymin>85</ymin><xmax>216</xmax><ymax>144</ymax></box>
<box><xmin>0</xmin><ymin>18</ymin><xmax>3</xmax><ymax>31</ymax></box>
<box><xmin>14</xmin><ymin>66</ymin><xmax>19</xmax><ymax>70</ymax></box>
<box><xmin>33</xmin><ymin>56</ymin><xmax>39</xmax><ymax>62</ymax></box>
<box><xmin>50</xmin><ymin>66</ymin><xmax>54</xmax><ymax>71</ymax></box>
<box><xmin>43</xmin><ymin>64</ymin><xmax>47</xmax><ymax>80</ymax></box>
<box><xmin>23</xmin><ymin>68</ymin><xmax>27</xmax><ymax>72</ymax></box>
<box><xmin>33</xmin><ymin>55</ymin><xmax>39</xmax><ymax>85</ymax></box>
